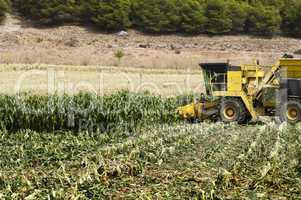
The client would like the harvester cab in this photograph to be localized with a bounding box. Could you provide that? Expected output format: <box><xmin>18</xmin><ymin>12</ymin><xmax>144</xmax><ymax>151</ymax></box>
<box><xmin>178</xmin><ymin>58</ymin><xmax>301</xmax><ymax>124</ymax></box>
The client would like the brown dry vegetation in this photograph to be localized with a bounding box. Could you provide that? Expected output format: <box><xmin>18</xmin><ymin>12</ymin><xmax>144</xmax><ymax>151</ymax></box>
<box><xmin>0</xmin><ymin>64</ymin><xmax>203</xmax><ymax>95</ymax></box>
<box><xmin>0</xmin><ymin>15</ymin><xmax>301</xmax><ymax>69</ymax></box>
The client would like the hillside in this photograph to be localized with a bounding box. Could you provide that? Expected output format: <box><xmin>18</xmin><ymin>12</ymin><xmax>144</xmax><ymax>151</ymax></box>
<box><xmin>0</xmin><ymin>15</ymin><xmax>301</xmax><ymax>69</ymax></box>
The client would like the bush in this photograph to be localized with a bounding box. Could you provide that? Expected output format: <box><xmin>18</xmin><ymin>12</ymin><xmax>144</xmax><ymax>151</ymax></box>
<box><xmin>281</xmin><ymin>1</ymin><xmax>301</xmax><ymax>37</ymax></box>
<box><xmin>248</xmin><ymin>0</ymin><xmax>284</xmax><ymax>8</ymax></box>
<box><xmin>12</xmin><ymin>0</ymin><xmax>80</xmax><ymax>24</ymax></box>
<box><xmin>246</xmin><ymin>5</ymin><xmax>282</xmax><ymax>36</ymax></box>
<box><xmin>204</xmin><ymin>0</ymin><xmax>232</xmax><ymax>34</ymax></box>
<box><xmin>177</xmin><ymin>0</ymin><xmax>206</xmax><ymax>33</ymax></box>
<box><xmin>227</xmin><ymin>0</ymin><xmax>249</xmax><ymax>33</ymax></box>
<box><xmin>0</xmin><ymin>0</ymin><xmax>10</xmax><ymax>22</ymax></box>
<box><xmin>131</xmin><ymin>0</ymin><xmax>181</xmax><ymax>33</ymax></box>
<box><xmin>83</xmin><ymin>0</ymin><xmax>131</xmax><ymax>31</ymax></box>
<box><xmin>7</xmin><ymin>0</ymin><xmax>301</xmax><ymax>37</ymax></box>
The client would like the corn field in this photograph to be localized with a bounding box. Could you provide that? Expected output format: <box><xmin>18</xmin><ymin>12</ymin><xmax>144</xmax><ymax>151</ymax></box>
<box><xmin>0</xmin><ymin>91</ymin><xmax>194</xmax><ymax>133</ymax></box>
<box><xmin>0</xmin><ymin>91</ymin><xmax>300</xmax><ymax>199</ymax></box>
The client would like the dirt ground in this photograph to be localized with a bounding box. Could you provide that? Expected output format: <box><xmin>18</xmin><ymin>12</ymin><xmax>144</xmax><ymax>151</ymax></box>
<box><xmin>1</xmin><ymin>15</ymin><xmax>301</xmax><ymax>69</ymax></box>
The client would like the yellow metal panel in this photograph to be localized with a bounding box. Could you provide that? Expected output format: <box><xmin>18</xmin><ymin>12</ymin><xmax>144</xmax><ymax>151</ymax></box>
<box><xmin>177</xmin><ymin>103</ymin><xmax>196</xmax><ymax>119</ymax></box>
<box><xmin>240</xmin><ymin>92</ymin><xmax>258</xmax><ymax>120</ymax></box>
<box><xmin>279</xmin><ymin>59</ymin><xmax>301</xmax><ymax>79</ymax></box>
<box><xmin>177</xmin><ymin>101</ymin><xmax>219</xmax><ymax>120</ymax></box>
<box><xmin>227</xmin><ymin>71</ymin><xmax>242</xmax><ymax>91</ymax></box>
<box><xmin>244</xmin><ymin>71</ymin><xmax>265</xmax><ymax>78</ymax></box>
<box><xmin>279</xmin><ymin>59</ymin><xmax>301</xmax><ymax>66</ymax></box>
<box><xmin>287</xmin><ymin>71</ymin><xmax>301</xmax><ymax>78</ymax></box>
<box><xmin>212</xmin><ymin>91</ymin><xmax>241</xmax><ymax>96</ymax></box>
<box><xmin>282</xmin><ymin>66</ymin><xmax>301</xmax><ymax>71</ymax></box>
<box><xmin>279</xmin><ymin>66</ymin><xmax>301</xmax><ymax>78</ymax></box>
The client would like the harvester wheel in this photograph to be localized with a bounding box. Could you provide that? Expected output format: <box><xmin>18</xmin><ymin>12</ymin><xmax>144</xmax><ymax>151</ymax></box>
<box><xmin>279</xmin><ymin>100</ymin><xmax>301</xmax><ymax>124</ymax></box>
<box><xmin>220</xmin><ymin>98</ymin><xmax>247</xmax><ymax>124</ymax></box>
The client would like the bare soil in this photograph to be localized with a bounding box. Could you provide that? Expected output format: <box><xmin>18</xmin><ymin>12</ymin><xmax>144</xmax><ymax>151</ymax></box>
<box><xmin>1</xmin><ymin>15</ymin><xmax>301</xmax><ymax>69</ymax></box>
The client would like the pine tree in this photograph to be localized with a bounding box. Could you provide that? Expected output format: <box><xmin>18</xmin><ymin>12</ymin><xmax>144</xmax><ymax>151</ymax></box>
<box><xmin>131</xmin><ymin>0</ymin><xmax>181</xmax><ymax>33</ymax></box>
<box><xmin>178</xmin><ymin>0</ymin><xmax>206</xmax><ymax>33</ymax></box>
<box><xmin>281</xmin><ymin>0</ymin><xmax>301</xmax><ymax>37</ymax></box>
<box><xmin>84</xmin><ymin>0</ymin><xmax>131</xmax><ymax>31</ymax></box>
<box><xmin>0</xmin><ymin>0</ymin><xmax>10</xmax><ymax>22</ymax></box>
<box><xmin>204</xmin><ymin>0</ymin><xmax>232</xmax><ymax>34</ymax></box>
<box><xmin>246</xmin><ymin>4</ymin><xmax>282</xmax><ymax>36</ymax></box>
<box><xmin>227</xmin><ymin>0</ymin><xmax>249</xmax><ymax>33</ymax></box>
<box><xmin>7</xmin><ymin>0</ymin><xmax>301</xmax><ymax>37</ymax></box>
<box><xmin>13</xmin><ymin>0</ymin><xmax>80</xmax><ymax>24</ymax></box>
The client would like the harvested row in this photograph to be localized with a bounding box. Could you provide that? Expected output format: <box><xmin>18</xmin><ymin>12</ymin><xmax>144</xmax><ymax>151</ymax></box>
<box><xmin>213</xmin><ymin>123</ymin><xmax>301</xmax><ymax>199</ymax></box>
<box><xmin>0</xmin><ymin>123</ymin><xmax>233</xmax><ymax>199</ymax></box>
<box><xmin>1</xmin><ymin>123</ymin><xmax>300</xmax><ymax>199</ymax></box>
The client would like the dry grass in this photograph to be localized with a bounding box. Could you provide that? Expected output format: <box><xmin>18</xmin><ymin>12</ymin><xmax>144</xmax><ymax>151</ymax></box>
<box><xmin>0</xmin><ymin>49</ymin><xmax>285</xmax><ymax>69</ymax></box>
<box><xmin>0</xmin><ymin>64</ymin><xmax>203</xmax><ymax>96</ymax></box>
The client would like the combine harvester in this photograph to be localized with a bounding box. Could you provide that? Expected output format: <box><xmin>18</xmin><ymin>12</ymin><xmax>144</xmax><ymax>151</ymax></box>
<box><xmin>178</xmin><ymin>57</ymin><xmax>301</xmax><ymax>124</ymax></box>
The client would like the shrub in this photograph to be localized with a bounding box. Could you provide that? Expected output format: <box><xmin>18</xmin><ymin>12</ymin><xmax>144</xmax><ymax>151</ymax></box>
<box><xmin>12</xmin><ymin>0</ymin><xmax>80</xmax><ymax>24</ymax></box>
<box><xmin>0</xmin><ymin>0</ymin><xmax>10</xmax><ymax>22</ymax></box>
<box><xmin>248</xmin><ymin>0</ymin><xmax>284</xmax><ymax>8</ymax></box>
<box><xmin>177</xmin><ymin>0</ymin><xmax>206</xmax><ymax>33</ymax></box>
<box><xmin>227</xmin><ymin>0</ymin><xmax>249</xmax><ymax>33</ymax></box>
<box><xmin>83</xmin><ymin>0</ymin><xmax>131</xmax><ymax>31</ymax></box>
<box><xmin>204</xmin><ymin>0</ymin><xmax>232</xmax><ymax>34</ymax></box>
<box><xmin>281</xmin><ymin>0</ymin><xmax>301</xmax><ymax>37</ymax></box>
<box><xmin>131</xmin><ymin>0</ymin><xmax>181</xmax><ymax>33</ymax></box>
<box><xmin>114</xmin><ymin>49</ymin><xmax>125</xmax><ymax>60</ymax></box>
<box><xmin>246</xmin><ymin>5</ymin><xmax>282</xmax><ymax>36</ymax></box>
<box><xmin>8</xmin><ymin>0</ymin><xmax>301</xmax><ymax>37</ymax></box>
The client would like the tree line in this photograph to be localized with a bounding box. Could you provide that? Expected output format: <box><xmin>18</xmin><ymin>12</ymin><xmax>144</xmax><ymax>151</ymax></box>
<box><xmin>0</xmin><ymin>0</ymin><xmax>300</xmax><ymax>37</ymax></box>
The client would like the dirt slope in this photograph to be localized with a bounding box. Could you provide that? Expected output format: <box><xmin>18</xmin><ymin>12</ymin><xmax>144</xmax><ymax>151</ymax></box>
<box><xmin>1</xmin><ymin>15</ymin><xmax>301</xmax><ymax>69</ymax></box>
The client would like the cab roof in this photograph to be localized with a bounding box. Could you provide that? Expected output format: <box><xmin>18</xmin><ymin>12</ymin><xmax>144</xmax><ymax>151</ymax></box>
<box><xmin>199</xmin><ymin>63</ymin><xmax>229</xmax><ymax>73</ymax></box>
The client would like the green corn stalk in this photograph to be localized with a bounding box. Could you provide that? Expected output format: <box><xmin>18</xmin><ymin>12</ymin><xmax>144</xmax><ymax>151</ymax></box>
<box><xmin>0</xmin><ymin>90</ymin><xmax>196</xmax><ymax>133</ymax></box>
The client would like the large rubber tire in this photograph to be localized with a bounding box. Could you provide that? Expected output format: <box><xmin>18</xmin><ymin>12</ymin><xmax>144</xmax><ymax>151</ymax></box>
<box><xmin>279</xmin><ymin>100</ymin><xmax>301</xmax><ymax>124</ymax></box>
<box><xmin>220</xmin><ymin>98</ymin><xmax>247</xmax><ymax>124</ymax></box>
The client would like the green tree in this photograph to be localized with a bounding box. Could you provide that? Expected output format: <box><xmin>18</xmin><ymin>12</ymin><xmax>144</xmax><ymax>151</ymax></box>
<box><xmin>245</xmin><ymin>0</ymin><xmax>284</xmax><ymax>7</ymax></box>
<box><xmin>131</xmin><ymin>0</ymin><xmax>181</xmax><ymax>33</ymax></box>
<box><xmin>204</xmin><ymin>0</ymin><xmax>232</xmax><ymax>34</ymax></box>
<box><xmin>281</xmin><ymin>0</ymin><xmax>301</xmax><ymax>37</ymax></box>
<box><xmin>12</xmin><ymin>0</ymin><xmax>80</xmax><ymax>24</ymax></box>
<box><xmin>8</xmin><ymin>0</ymin><xmax>301</xmax><ymax>37</ymax></box>
<box><xmin>177</xmin><ymin>0</ymin><xmax>206</xmax><ymax>33</ymax></box>
<box><xmin>227</xmin><ymin>0</ymin><xmax>249</xmax><ymax>33</ymax></box>
<box><xmin>0</xmin><ymin>0</ymin><xmax>10</xmax><ymax>22</ymax></box>
<box><xmin>246</xmin><ymin>5</ymin><xmax>282</xmax><ymax>36</ymax></box>
<box><xmin>83</xmin><ymin>0</ymin><xmax>131</xmax><ymax>31</ymax></box>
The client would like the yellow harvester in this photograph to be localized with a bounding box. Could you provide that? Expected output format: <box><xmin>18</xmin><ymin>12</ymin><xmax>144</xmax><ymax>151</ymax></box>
<box><xmin>178</xmin><ymin>57</ymin><xmax>301</xmax><ymax>123</ymax></box>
